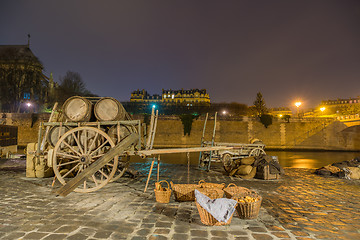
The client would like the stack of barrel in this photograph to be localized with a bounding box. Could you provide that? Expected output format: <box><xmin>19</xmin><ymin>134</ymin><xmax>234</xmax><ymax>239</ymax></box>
<box><xmin>62</xmin><ymin>96</ymin><xmax>126</xmax><ymax>122</ymax></box>
<box><xmin>47</xmin><ymin>96</ymin><xmax>129</xmax><ymax>147</ymax></box>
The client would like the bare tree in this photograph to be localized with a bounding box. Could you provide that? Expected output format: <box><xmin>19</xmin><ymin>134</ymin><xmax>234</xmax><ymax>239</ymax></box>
<box><xmin>55</xmin><ymin>71</ymin><xmax>96</xmax><ymax>104</ymax></box>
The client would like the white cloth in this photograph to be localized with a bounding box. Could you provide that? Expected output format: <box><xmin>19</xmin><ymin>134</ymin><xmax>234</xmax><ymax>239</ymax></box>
<box><xmin>195</xmin><ymin>189</ymin><xmax>237</xmax><ymax>223</ymax></box>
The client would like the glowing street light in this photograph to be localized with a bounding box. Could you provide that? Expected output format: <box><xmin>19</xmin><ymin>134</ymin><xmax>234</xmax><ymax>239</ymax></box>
<box><xmin>295</xmin><ymin>101</ymin><xmax>302</xmax><ymax>117</ymax></box>
<box><xmin>26</xmin><ymin>102</ymin><xmax>32</xmax><ymax>107</ymax></box>
<box><xmin>222</xmin><ymin>110</ymin><xmax>227</xmax><ymax>115</ymax></box>
<box><xmin>320</xmin><ymin>107</ymin><xmax>326</xmax><ymax>112</ymax></box>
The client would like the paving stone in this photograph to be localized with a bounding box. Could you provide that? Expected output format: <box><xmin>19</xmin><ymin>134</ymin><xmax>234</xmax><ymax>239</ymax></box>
<box><xmin>155</xmin><ymin>222</ymin><xmax>172</xmax><ymax>228</ymax></box>
<box><xmin>135</xmin><ymin>228</ymin><xmax>151</xmax><ymax>236</ymax></box>
<box><xmin>2</xmin><ymin>164</ymin><xmax>360</xmax><ymax>240</ymax></box>
<box><xmin>2</xmin><ymin>231</ymin><xmax>26</xmax><ymax>239</ymax></box>
<box><xmin>130</xmin><ymin>236</ymin><xmax>148</xmax><ymax>240</ymax></box>
<box><xmin>55</xmin><ymin>225</ymin><xmax>79</xmax><ymax>234</ymax></box>
<box><xmin>234</xmin><ymin>237</ymin><xmax>251</xmax><ymax>240</ymax></box>
<box><xmin>23</xmin><ymin>232</ymin><xmax>49</xmax><ymax>239</ymax></box>
<box><xmin>252</xmin><ymin>233</ymin><xmax>274</xmax><ymax>240</ymax></box>
<box><xmin>291</xmin><ymin>230</ymin><xmax>310</xmax><ymax>236</ymax></box>
<box><xmin>153</xmin><ymin>228</ymin><xmax>170</xmax><ymax>234</ymax></box>
<box><xmin>67</xmin><ymin>233</ymin><xmax>89</xmax><ymax>240</ymax></box>
<box><xmin>148</xmin><ymin>235</ymin><xmax>168</xmax><ymax>240</ymax></box>
<box><xmin>271</xmin><ymin>231</ymin><xmax>290</xmax><ymax>238</ymax></box>
<box><xmin>172</xmin><ymin>233</ymin><xmax>189</xmax><ymax>240</ymax></box>
<box><xmin>210</xmin><ymin>230</ymin><xmax>228</xmax><ymax>237</ymax></box>
<box><xmin>248</xmin><ymin>227</ymin><xmax>267</xmax><ymax>233</ymax></box>
<box><xmin>43</xmin><ymin>234</ymin><xmax>67</xmax><ymax>240</ymax></box>
<box><xmin>93</xmin><ymin>230</ymin><xmax>113</xmax><ymax>238</ymax></box>
<box><xmin>37</xmin><ymin>224</ymin><xmax>61</xmax><ymax>232</ymax></box>
<box><xmin>115</xmin><ymin>226</ymin><xmax>135</xmax><ymax>234</ymax></box>
<box><xmin>190</xmin><ymin>230</ymin><xmax>208</xmax><ymax>238</ymax></box>
<box><xmin>229</xmin><ymin>230</ymin><xmax>248</xmax><ymax>235</ymax></box>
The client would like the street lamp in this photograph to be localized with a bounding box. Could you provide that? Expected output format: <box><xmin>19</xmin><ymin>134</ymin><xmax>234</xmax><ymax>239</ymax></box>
<box><xmin>295</xmin><ymin>101</ymin><xmax>302</xmax><ymax>117</ymax></box>
<box><xmin>320</xmin><ymin>107</ymin><xmax>326</xmax><ymax>112</ymax></box>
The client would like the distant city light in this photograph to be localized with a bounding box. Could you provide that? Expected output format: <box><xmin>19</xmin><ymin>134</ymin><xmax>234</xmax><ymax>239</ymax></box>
<box><xmin>222</xmin><ymin>110</ymin><xmax>227</xmax><ymax>115</ymax></box>
<box><xmin>279</xmin><ymin>114</ymin><xmax>283</xmax><ymax>117</ymax></box>
<box><xmin>152</xmin><ymin>105</ymin><xmax>156</xmax><ymax>108</ymax></box>
<box><xmin>295</xmin><ymin>102</ymin><xmax>302</xmax><ymax>108</ymax></box>
<box><xmin>26</xmin><ymin>102</ymin><xmax>31</xmax><ymax>107</ymax></box>
<box><xmin>320</xmin><ymin>107</ymin><xmax>326</xmax><ymax>112</ymax></box>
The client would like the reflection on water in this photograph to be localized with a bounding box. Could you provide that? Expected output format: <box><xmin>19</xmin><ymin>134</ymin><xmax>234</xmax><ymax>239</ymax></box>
<box><xmin>268</xmin><ymin>151</ymin><xmax>360</xmax><ymax>169</ymax></box>
<box><xmin>131</xmin><ymin>150</ymin><xmax>360</xmax><ymax>169</ymax></box>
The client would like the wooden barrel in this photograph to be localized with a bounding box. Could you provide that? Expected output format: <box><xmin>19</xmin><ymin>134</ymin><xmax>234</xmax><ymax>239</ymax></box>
<box><xmin>94</xmin><ymin>97</ymin><xmax>126</xmax><ymax>121</ymax></box>
<box><xmin>63</xmin><ymin>96</ymin><xmax>92</xmax><ymax>122</ymax></box>
<box><xmin>47</xmin><ymin>126</ymin><xmax>73</xmax><ymax>147</ymax></box>
<box><xmin>107</xmin><ymin>125</ymin><xmax>131</xmax><ymax>144</ymax></box>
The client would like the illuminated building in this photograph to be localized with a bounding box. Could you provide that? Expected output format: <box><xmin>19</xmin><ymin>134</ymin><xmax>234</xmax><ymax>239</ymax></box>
<box><xmin>0</xmin><ymin>42</ymin><xmax>48</xmax><ymax>112</ymax></box>
<box><xmin>130</xmin><ymin>89</ymin><xmax>210</xmax><ymax>106</ymax></box>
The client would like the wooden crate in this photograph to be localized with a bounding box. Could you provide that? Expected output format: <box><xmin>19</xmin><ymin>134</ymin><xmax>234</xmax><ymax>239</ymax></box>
<box><xmin>255</xmin><ymin>165</ymin><xmax>279</xmax><ymax>180</ymax></box>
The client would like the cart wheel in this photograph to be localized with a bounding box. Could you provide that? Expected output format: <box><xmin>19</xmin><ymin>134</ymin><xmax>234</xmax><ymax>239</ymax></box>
<box><xmin>110</xmin><ymin>155</ymin><xmax>130</xmax><ymax>182</ymax></box>
<box><xmin>52</xmin><ymin>126</ymin><xmax>118</xmax><ymax>193</ymax></box>
<box><xmin>199</xmin><ymin>152</ymin><xmax>210</xmax><ymax>167</ymax></box>
<box><xmin>222</xmin><ymin>153</ymin><xmax>234</xmax><ymax>173</ymax></box>
<box><xmin>249</xmin><ymin>147</ymin><xmax>266</xmax><ymax>157</ymax></box>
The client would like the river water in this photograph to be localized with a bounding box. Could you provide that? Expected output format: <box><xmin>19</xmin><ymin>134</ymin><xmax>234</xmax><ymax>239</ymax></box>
<box><xmin>133</xmin><ymin>151</ymin><xmax>360</xmax><ymax>169</ymax></box>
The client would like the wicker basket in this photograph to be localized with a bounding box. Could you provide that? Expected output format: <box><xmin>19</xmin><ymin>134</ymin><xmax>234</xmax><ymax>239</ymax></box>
<box><xmin>170</xmin><ymin>182</ymin><xmax>199</xmax><ymax>202</ymax></box>
<box><xmin>198</xmin><ymin>180</ymin><xmax>225</xmax><ymax>190</ymax></box>
<box><xmin>154</xmin><ymin>180</ymin><xmax>172</xmax><ymax>203</ymax></box>
<box><xmin>195</xmin><ymin>202</ymin><xmax>234</xmax><ymax>226</ymax></box>
<box><xmin>232</xmin><ymin>192</ymin><xmax>262</xmax><ymax>219</ymax></box>
<box><xmin>195</xmin><ymin>187</ymin><xmax>224</xmax><ymax>199</ymax></box>
<box><xmin>224</xmin><ymin>183</ymin><xmax>251</xmax><ymax>198</ymax></box>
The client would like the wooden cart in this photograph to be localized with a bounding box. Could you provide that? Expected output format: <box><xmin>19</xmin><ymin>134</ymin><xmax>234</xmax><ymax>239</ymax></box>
<box><xmin>31</xmin><ymin>98</ymin><xmax>232</xmax><ymax>196</ymax></box>
<box><xmin>198</xmin><ymin>113</ymin><xmax>266</xmax><ymax>171</ymax></box>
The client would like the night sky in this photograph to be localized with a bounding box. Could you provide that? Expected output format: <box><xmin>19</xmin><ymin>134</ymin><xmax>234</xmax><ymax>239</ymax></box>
<box><xmin>1</xmin><ymin>0</ymin><xmax>359</xmax><ymax>109</ymax></box>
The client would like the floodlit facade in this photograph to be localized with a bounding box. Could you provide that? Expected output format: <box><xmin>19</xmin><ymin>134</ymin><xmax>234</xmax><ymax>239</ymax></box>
<box><xmin>130</xmin><ymin>89</ymin><xmax>210</xmax><ymax>105</ymax></box>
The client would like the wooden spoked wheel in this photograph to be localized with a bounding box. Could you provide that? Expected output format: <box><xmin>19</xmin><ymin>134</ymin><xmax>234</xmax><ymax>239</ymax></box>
<box><xmin>249</xmin><ymin>148</ymin><xmax>266</xmax><ymax>157</ymax></box>
<box><xmin>110</xmin><ymin>155</ymin><xmax>130</xmax><ymax>182</ymax></box>
<box><xmin>52</xmin><ymin>126</ymin><xmax>118</xmax><ymax>193</ymax></box>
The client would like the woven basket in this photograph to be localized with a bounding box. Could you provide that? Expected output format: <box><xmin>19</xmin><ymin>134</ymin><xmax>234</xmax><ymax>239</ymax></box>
<box><xmin>170</xmin><ymin>182</ymin><xmax>199</xmax><ymax>202</ymax></box>
<box><xmin>195</xmin><ymin>202</ymin><xmax>233</xmax><ymax>226</ymax></box>
<box><xmin>224</xmin><ymin>183</ymin><xmax>251</xmax><ymax>198</ymax></box>
<box><xmin>195</xmin><ymin>187</ymin><xmax>224</xmax><ymax>199</ymax></box>
<box><xmin>232</xmin><ymin>192</ymin><xmax>262</xmax><ymax>219</ymax></box>
<box><xmin>198</xmin><ymin>180</ymin><xmax>225</xmax><ymax>190</ymax></box>
<box><xmin>154</xmin><ymin>180</ymin><xmax>172</xmax><ymax>203</ymax></box>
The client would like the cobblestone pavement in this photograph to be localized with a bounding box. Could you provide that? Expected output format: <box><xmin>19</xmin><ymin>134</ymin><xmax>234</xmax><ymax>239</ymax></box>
<box><xmin>0</xmin><ymin>159</ymin><xmax>359</xmax><ymax>240</ymax></box>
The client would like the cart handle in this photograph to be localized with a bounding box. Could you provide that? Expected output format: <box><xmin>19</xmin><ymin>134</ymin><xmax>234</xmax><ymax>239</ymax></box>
<box><xmin>226</xmin><ymin>183</ymin><xmax>238</xmax><ymax>188</ymax></box>
<box><xmin>155</xmin><ymin>180</ymin><xmax>170</xmax><ymax>191</ymax></box>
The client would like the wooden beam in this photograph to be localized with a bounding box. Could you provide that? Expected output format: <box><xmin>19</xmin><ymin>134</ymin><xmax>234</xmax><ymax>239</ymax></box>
<box><xmin>54</xmin><ymin>133</ymin><xmax>139</xmax><ymax>197</ymax></box>
<box><xmin>137</xmin><ymin>146</ymin><xmax>233</xmax><ymax>156</ymax></box>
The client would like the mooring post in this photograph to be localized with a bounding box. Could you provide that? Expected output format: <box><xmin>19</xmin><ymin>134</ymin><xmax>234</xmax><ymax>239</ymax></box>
<box><xmin>187</xmin><ymin>152</ymin><xmax>190</xmax><ymax>184</ymax></box>
<box><xmin>157</xmin><ymin>155</ymin><xmax>160</xmax><ymax>182</ymax></box>
<box><xmin>144</xmin><ymin>157</ymin><xmax>155</xmax><ymax>192</ymax></box>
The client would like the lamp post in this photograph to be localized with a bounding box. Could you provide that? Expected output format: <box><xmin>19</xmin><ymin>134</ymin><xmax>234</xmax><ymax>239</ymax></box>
<box><xmin>26</xmin><ymin>102</ymin><xmax>32</xmax><ymax>113</ymax></box>
<box><xmin>295</xmin><ymin>101</ymin><xmax>302</xmax><ymax>118</ymax></box>
<box><xmin>320</xmin><ymin>107</ymin><xmax>326</xmax><ymax>117</ymax></box>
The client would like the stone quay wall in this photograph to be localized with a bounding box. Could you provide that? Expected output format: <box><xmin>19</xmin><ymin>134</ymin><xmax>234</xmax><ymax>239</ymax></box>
<box><xmin>2</xmin><ymin>113</ymin><xmax>360</xmax><ymax>151</ymax></box>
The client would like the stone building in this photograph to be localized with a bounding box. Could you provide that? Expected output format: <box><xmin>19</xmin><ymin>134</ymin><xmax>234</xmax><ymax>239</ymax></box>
<box><xmin>130</xmin><ymin>89</ymin><xmax>210</xmax><ymax>106</ymax></box>
<box><xmin>0</xmin><ymin>43</ymin><xmax>48</xmax><ymax>112</ymax></box>
<box><xmin>320</xmin><ymin>97</ymin><xmax>360</xmax><ymax>115</ymax></box>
